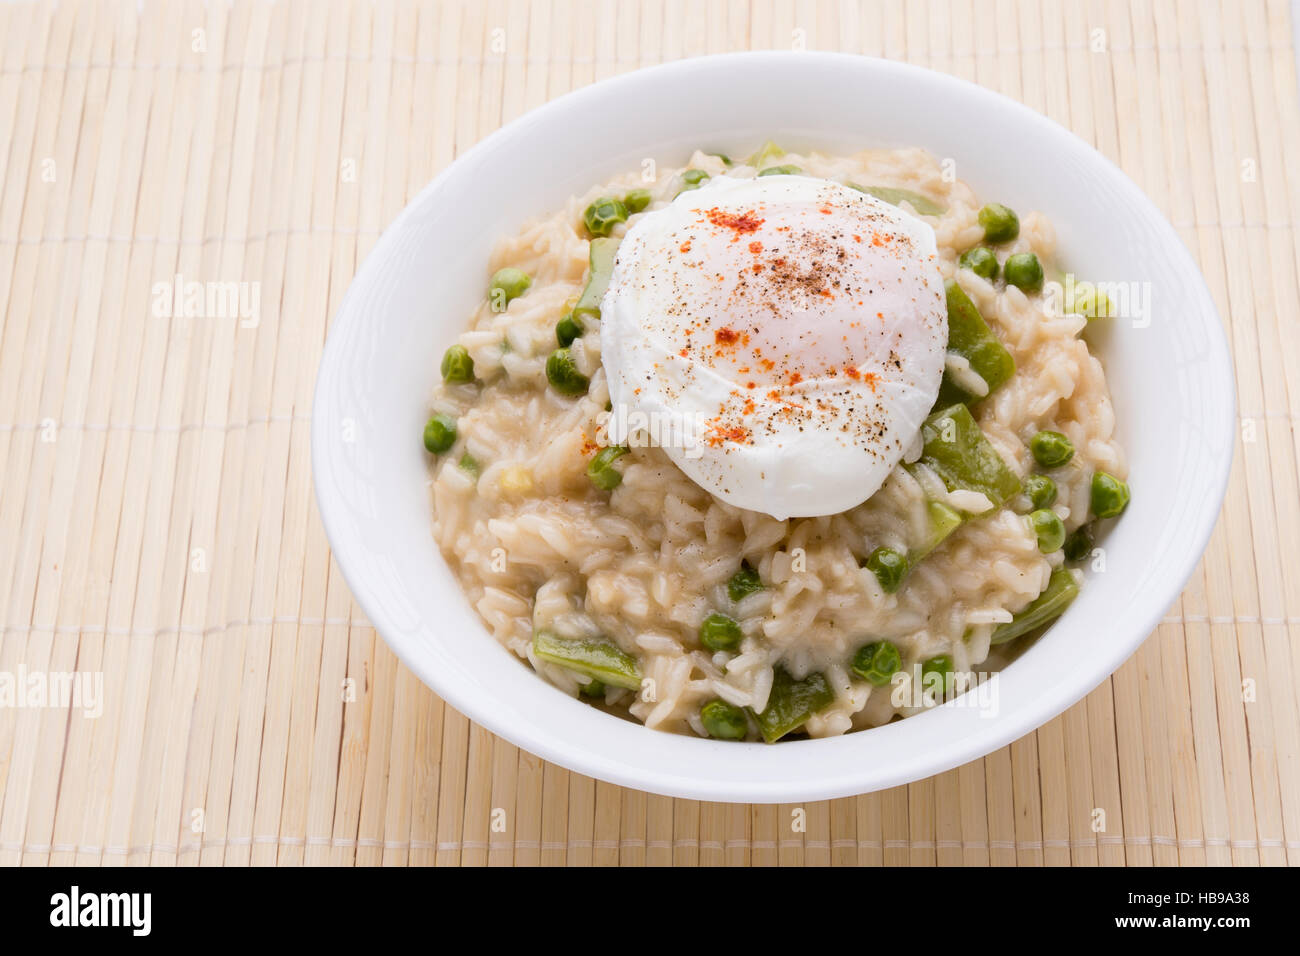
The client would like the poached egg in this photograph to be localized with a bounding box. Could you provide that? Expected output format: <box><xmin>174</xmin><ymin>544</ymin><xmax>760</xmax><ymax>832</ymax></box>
<box><xmin>599</xmin><ymin>174</ymin><xmax>947</xmax><ymax>519</ymax></box>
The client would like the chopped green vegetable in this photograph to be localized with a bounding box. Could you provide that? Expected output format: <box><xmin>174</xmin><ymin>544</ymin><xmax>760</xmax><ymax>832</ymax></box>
<box><xmin>920</xmin><ymin>403</ymin><xmax>1022</xmax><ymax>508</ymax></box>
<box><xmin>587</xmin><ymin>445</ymin><xmax>628</xmax><ymax>491</ymax></box>
<box><xmin>935</xmin><ymin>279</ymin><xmax>1016</xmax><ymax>407</ymax></box>
<box><xmin>489</xmin><ymin>267</ymin><xmax>531</xmax><ymax>309</ymax></box>
<box><xmin>850</xmin><ymin>641</ymin><xmax>902</xmax><ymax>686</ymax></box>
<box><xmin>623</xmin><ymin>188</ymin><xmax>652</xmax><ymax>213</ymax></box>
<box><xmin>1004</xmin><ymin>252</ymin><xmax>1044</xmax><ymax>292</ymax></box>
<box><xmin>1063</xmin><ymin>524</ymin><xmax>1094</xmax><ymax>562</ymax></box>
<box><xmin>545</xmin><ymin>347</ymin><xmax>590</xmax><ymax>396</ymax></box>
<box><xmin>958</xmin><ymin>246</ymin><xmax>999</xmax><ymax>280</ymax></box>
<box><xmin>861</xmin><ymin>499</ymin><xmax>962</xmax><ymax>594</ymax></box>
<box><xmin>1029</xmin><ymin>508</ymin><xmax>1066</xmax><ymax>553</ymax></box>
<box><xmin>751</xmin><ymin>667</ymin><xmax>834</xmax><ymax>743</ymax></box>
<box><xmin>579</xmin><ymin>679</ymin><xmax>606</xmax><ymax>698</ymax></box>
<box><xmin>727</xmin><ymin>562</ymin><xmax>764</xmax><ymax>603</ymax></box>
<box><xmin>700</xmin><ymin>699</ymin><xmax>748</xmax><ymax>740</ymax></box>
<box><xmin>572</xmin><ymin>237</ymin><xmax>620</xmax><ymax>322</ymax></box>
<box><xmin>758</xmin><ymin>164</ymin><xmax>802</xmax><ymax>177</ymax></box>
<box><xmin>532</xmin><ymin>630</ymin><xmax>642</xmax><ymax>690</ymax></box>
<box><xmin>556</xmin><ymin>313</ymin><xmax>583</xmax><ymax>347</ymax></box>
<box><xmin>849</xmin><ymin>183</ymin><xmax>946</xmax><ymax>216</ymax></box>
<box><xmin>1029</xmin><ymin>430</ymin><xmax>1074</xmax><ymax>468</ymax></box>
<box><xmin>676</xmin><ymin>169</ymin><xmax>710</xmax><ymax>194</ymax></box>
<box><xmin>865</xmin><ymin>546</ymin><xmax>908</xmax><ymax>593</ymax></box>
<box><xmin>1023</xmin><ymin>474</ymin><xmax>1058</xmax><ymax>510</ymax></box>
<box><xmin>440</xmin><ymin>344</ymin><xmax>475</xmax><ymax>384</ymax></box>
<box><xmin>1065</xmin><ymin>283</ymin><xmax>1115</xmax><ymax>320</ymax></box>
<box><xmin>708</xmin><ymin>152</ymin><xmax>735</xmax><ymax>166</ymax></box>
<box><xmin>990</xmin><ymin>568</ymin><xmax>1080</xmax><ymax>645</ymax></box>
<box><xmin>458</xmin><ymin>453</ymin><xmax>480</xmax><ymax>477</ymax></box>
<box><xmin>978</xmin><ymin>203</ymin><xmax>1020</xmax><ymax>243</ymax></box>
<box><xmin>423</xmin><ymin>413</ymin><xmax>457</xmax><ymax>454</ymax></box>
<box><xmin>913</xmin><ymin>500</ymin><xmax>964</xmax><ymax>562</ymax></box>
<box><xmin>746</xmin><ymin>140</ymin><xmax>785</xmax><ymax>168</ymax></box>
<box><xmin>699</xmin><ymin>612</ymin><xmax>743</xmax><ymax>652</ymax></box>
<box><xmin>583</xmin><ymin>196</ymin><xmax>628</xmax><ymax>237</ymax></box>
<box><xmin>1091</xmin><ymin>471</ymin><xmax>1130</xmax><ymax>518</ymax></box>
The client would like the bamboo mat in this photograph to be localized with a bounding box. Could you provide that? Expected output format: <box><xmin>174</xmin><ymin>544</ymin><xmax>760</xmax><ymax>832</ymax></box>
<box><xmin>0</xmin><ymin>0</ymin><xmax>1297</xmax><ymax>868</ymax></box>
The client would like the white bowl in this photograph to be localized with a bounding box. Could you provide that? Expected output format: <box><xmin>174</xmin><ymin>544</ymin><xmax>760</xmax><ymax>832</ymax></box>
<box><xmin>312</xmin><ymin>52</ymin><xmax>1234</xmax><ymax>803</ymax></box>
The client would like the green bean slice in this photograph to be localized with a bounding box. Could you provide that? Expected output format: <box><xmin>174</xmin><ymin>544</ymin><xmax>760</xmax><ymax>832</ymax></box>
<box><xmin>572</xmin><ymin>237</ymin><xmax>620</xmax><ymax>322</ymax></box>
<box><xmin>990</xmin><ymin>569</ymin><xmax>1080</xmax><ymax>645</ymax></box>
<box><xmin>913</xmin><ymin>500</ymin><xmax>964</xmax><ymax>562</ymax></box>
<box><xmin>532</xmin><ymin>630</ymin><xmax>642</xmax><ymax>690</ymax></box>
<box><xmin>920</xmin><ymin>404</ymin><xmax>1022</xmax><ymax>508</ymax></box>
<box><xmin>750</xmin><ymin>667</ymin><xmax>834</xmax><ymax>743</ymax></box>
<box><xmin>849</xmin><ymin>183</ymin><xmax>947</xmax><ymax>216</ymax></box>
<box><xmin>935</xmin><ymin>279</ymin><xmax>1016</xmax><ymax>407</ymax></box>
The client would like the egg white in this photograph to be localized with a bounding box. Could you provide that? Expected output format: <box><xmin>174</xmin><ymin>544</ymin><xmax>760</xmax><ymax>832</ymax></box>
<box><xmin>600</xmin><ymin>174</ymin><xmax>947</xmax><ymax>519</ymax></box>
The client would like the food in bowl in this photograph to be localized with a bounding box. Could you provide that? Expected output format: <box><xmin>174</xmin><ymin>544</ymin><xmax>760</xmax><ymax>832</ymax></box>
<box><xmin>423</xmin><ymin>143</ymin><xmax>1130</xmax><ymax>743</ymax></box>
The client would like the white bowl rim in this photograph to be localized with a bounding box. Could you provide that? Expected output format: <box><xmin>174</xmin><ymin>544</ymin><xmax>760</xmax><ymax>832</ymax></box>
<box><xmin>312</xmin><ymin>50</ymin><xmax>1235</xmax><ymax>803</ymax></box>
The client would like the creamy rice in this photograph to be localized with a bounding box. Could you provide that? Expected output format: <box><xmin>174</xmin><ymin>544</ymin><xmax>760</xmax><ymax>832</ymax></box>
<box><xmin>427</xmin><ymin>146</ymin><xmax>1127</xmax><ymax>740</ymax></box>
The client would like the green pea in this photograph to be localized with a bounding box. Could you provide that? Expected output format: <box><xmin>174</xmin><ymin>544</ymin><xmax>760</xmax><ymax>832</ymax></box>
<box><xmin>458</xmin><ymin>453</ymin><xmax>480</xmax><ymax>478</ymax></box>
<box><xmin>624</xmin><ymin>188</ymin><xmax>652</xmax><ymax>213</ymax></box>
<box><xmin>556</xmin><ymin>313</ymin><xmax>583</xmax><ymax>347</ymax></box>
<box><xmin>1063</xmin><ymin>524</ymin><xmax>1094</xmax><ymax>562</ymax></box>
<box><xmin>700</xmin><ymin>699</ymin><xmax>748</xmax><ymax>740</ymax></box>
<box><xmin>921</xmin><ymin>654</ymin><xmax>954</xmax><ymax>697</ymax></box>
<box><xmin>1029</xmin><ymin>508</ymin><xmax>1066</xmax><ymax>553</ymax></box>
<box><xmin>1004</xmin><ymin>252</ymin><xmax>1044</xmax><ymax>292</ymax></box>
<box><xmin>978</xmin><ymin>203</ymin><xmax>1020</xmax><ymax>243</ymax></box>
<box><xmin>758</xmin><ymin>164</ymin><xmax>802</xmax><ymax>177</ymax></box>
<box><xmin>579</xmin><ymin>679</ymin><xmax>606</xmax><ymax>698</ymax></box>
<box><xmin>440</xmin><ymin>344</ymin><xmax>475</xmax><ymax>383</ymax></box>
<box><xmin>850</xmin><ymin>641</ymin><xmax>902</xmax><ymax>686</ymax></box>
<box><xmin>545</xmin><ymin>347</ymin><xmax>590</xmax><ymax>396</ymax></box>
<box><xmin>587</xmin><ymin>445</ymin><xmax>629</xmax><ymax>491</ymax></box>
<box><xmin>678</xmin><ymin>169</ymin><xmax>710</xmax><ymax>193</ymax></box>
<box><xmin>583</xmin><ymin>196</ymin><xmax>628</xmax><ymax>237</ymax></box>
<box><xmin>488</xmin><ymin>267</ymin><xmax>531</xmax><ymax>309</ymax></box>
<box><xmin>422</xmin><ymin>413</ymin><xmax>457</xmax><ymax>454</ymax></box>
<box><xmin>699</xmin><ymin>612</ymin><xmax>743</xmax><ymax>652</ymax></box>
<box><xmin>866</xmin><ymin>546</ymin><xmax>908</xmax><ymax>594</ymax></box>
<box><xmin>957</xmin><ymin>246</ymin><xmax>999</xmax><ymax>281</ymax></box>
<box><xmin>1090</xmin><ymin>471</ymin><xmax>1130</xmax><ymax>518</ymax></box>
<box><xmin>1024</xmin><ymin>474</ymin><xmax>1058</xmax><ymax>510</ymax></box>
<box><xmin>1030</xmin><ymin>430</ymin><xmax>1074</xmax><ymax>468</ymax></box>
<box><xmin>727</xmin><ymin>562</ymin><xmax>764</xmax><ymax>602</ymax></box>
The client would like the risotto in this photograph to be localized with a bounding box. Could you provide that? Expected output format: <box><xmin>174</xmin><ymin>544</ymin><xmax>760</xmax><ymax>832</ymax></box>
<box><xmin>424</xmin><ymin>144</ymin><xmax>1130</xmax><ymax>742</ymax></box>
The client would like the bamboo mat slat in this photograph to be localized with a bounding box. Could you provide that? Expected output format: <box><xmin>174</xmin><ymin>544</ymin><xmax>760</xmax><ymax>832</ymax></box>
<box><xmin>0</xmin><ymin>0</ymin><xmax>1297</xmax><ymax>866</ymax></box>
